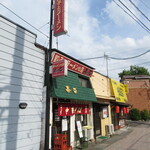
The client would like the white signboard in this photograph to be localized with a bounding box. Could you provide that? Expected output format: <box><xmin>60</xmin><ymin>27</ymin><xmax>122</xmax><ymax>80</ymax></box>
<box><xmin>102</xmin><ymin>107</ymin><xmax>108</xmax><ymax>118</ymax></box>
<box><xmin>62</xmin><ymin>119</ymin><xmax>68</xmax><ymax>131</ymax></box>
<box><xmin>76</xmin><ymin>121</ymin><xmax>83</xmax><ymax>138</ymax></box>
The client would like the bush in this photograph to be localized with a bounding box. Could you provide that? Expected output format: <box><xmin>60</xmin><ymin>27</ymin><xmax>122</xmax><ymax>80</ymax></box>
<box><xmin>141</xmin><ymin>109</ymin><xmax>150</xmax><ymax>121</ymax></box>
<box><xmin>129</xmin><ymin>108</ymin><xmax>141</xmax><ymax>121</ymax></box>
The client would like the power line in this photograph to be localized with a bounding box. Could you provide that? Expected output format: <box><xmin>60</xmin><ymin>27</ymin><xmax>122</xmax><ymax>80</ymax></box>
<box><xmin>80</xmin><ymin>56</ymin><xmax>103</xmax><ymax>61</ymax></box>
<box><xmin>112</xmin><ymin>0</ymin><xmax>150</xmax><ymax>33</ymax></box>
<box><xmin>129</xmin><ymin>0</ymin><xmax>150</xmax><ymax>22</ymax></box>
<box><xmin>38</xmin><ymin>22</ymin><xmax>49</xmax><ymax>30</ymax></box>
<box><xmin>80</xmin><ymin>49</ymin><xmax>150</xmax><ymax>61</ymax></box>
<box><xmin>140</xmin><ymin>0</ymin><xmax>150</xmax><ymax>10</ymax></box>
<box><xmin>110</xmin><ymin>49</ymin><xmax>150</xmax><ymax>60</ymax></box>
<box><xmin>117</xmin><ymin>0</ymin><xmax>150</xmax><ymax>32</ymax></box>
<box><xmin>0</xmin><ymin>3</ymin><xmax>49</xmax><ymax>38</ymax></box>
<box><xmin>109</xmin><ymin>60</ymin><xmax>150</xmax><ymax>71</ymax></box>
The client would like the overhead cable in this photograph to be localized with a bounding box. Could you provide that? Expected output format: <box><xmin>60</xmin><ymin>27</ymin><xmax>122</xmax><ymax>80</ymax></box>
<box><xmin>112</xmin><ymin>0</ymin><xmax>150</xmax><ymax>34</ymax></box>
<box><xmin>80</xmin><ymin>49</ymin><xmax>150</xmax><ymax>61</ymax></box>
<box><xmin>109</xmin><ymin>60</ymin><xmax>150</xmax><ymax>71</ymax></box>
<box><xmin>110</xmin><ymin>49</ymin><xmax>150</xmax><ymax>60</ymax></box>
<box><xmin>113</xmin><ymin>0</ymin><xmax>150</xmax><ymax>33</ymax></box>
<box><xmin>140</xmin><ymin>0</ymin><xmax>150</xmax><ymax>10</ymax></box>
<box><xmin>0</xmin><ymin>3</ymin><xmax>49</xmax><ymax>38</ymax></box>
<box><xmin>38</xmin><ymin>22</ymin><xmax>49</xmax><ymax>30</ymax></box>
<box><xmin>80</xmin><ymin>56</ymin><xmax>104</xmax><ymax>61</ymax></box>
<box><xmin>129</xmin><ymin>0</ymin><xmax>150</xmax><ymax>22</ymax></box>
<box><xmin>117</xmin><ymin>0</ymin><xmax>150</xmax><ymax>32</ymax></box>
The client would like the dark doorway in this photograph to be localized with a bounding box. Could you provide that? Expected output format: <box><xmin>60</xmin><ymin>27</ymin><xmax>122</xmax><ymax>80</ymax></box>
<box><xmin>93</xmin><ymin>104</ymin><xmax>101</xmax><ymax>137</ymax></box>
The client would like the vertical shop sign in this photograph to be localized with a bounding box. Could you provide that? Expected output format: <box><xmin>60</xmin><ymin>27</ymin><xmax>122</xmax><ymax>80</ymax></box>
<box><xmin>54</xmin><ymin>0</ymin><xmax>68</xmax><ymax>36</ymax></box>
<box><xmin>52</xmin><ymin>59</ymin><xmax>68</xmax><ymax>77</ymax></box>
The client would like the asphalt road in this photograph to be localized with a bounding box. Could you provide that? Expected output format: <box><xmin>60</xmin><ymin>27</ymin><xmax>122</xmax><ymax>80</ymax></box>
<box><xmin>84</xmin><ymin>121</ymin><xmax>150</xmax><ymax>150</ymax></box>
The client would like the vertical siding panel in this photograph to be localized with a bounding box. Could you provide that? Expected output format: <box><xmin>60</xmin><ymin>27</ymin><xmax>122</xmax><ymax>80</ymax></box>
<box><xmin>0</xmin><ymin>16</ymin><xmax>45</xmax><ymax>150</ymax></box>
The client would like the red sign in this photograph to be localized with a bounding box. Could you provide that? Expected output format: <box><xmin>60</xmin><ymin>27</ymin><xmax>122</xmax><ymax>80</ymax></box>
<box><xmin>54</xmin><ymin>0</ymin><xmax>68</xmax><ymax>36</ymax></box>
<box><xmin>58</xmin><ymin>104</ymin><xmax>90</xmax><ymax>116</ymax></box>
<box><xmin>52</xmin><ymin>59</ymin><xmax>68</xmax><ymax>77</ymax></box>
<box><xmin>52</xmin><ymin>52</ymin><xmax>93</xmax><ymax>77</ymax></box>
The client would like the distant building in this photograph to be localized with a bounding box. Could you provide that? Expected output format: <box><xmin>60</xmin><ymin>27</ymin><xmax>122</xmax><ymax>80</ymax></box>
<box><xmin>121</xmin><ymin>75</ymin><xmax>150</xmax><ymax>111</ymax></box>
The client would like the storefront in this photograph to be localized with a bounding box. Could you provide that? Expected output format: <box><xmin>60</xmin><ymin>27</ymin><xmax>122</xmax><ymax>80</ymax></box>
<box><xmin>110</xmin><ymin>79</ymin><xmax>129</xmax><ymax>130</ymax></box>
<box><xmin>111</xmin><ymin>103</ymin><xmax>130</xmax><ymax>129</ymax></box>
<box><xmin>93</xmin><ymin>102</ymin><xmax>111</xmax><ymax>135</ymax></box>
<box><xmin>50</xmin><ymin>50</ymin><xmax>97</xmax><ymax>148</ymax></box>
<box><xmin>90</xmin><ymin>72</ymin><xmax>115</xmax><ymax>137</ymax></box>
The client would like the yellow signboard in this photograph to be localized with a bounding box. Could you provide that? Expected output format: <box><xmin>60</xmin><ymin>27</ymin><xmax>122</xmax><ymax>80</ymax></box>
<box><xmin>111</xmin><ymin>79</ymin><xmax>128</xmax><ymax>103</ymax></box>
<box><xmin>124</xmin><ymin>84</ymin><xmax>129</xmax><ymax>93</ymax></box>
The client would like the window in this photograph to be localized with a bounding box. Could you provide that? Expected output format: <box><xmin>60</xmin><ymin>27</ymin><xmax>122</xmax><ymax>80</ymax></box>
<box><xmin>79</xmin><ymin>76</ymin><xmax>91</xmax><ymax>88</ymax></box>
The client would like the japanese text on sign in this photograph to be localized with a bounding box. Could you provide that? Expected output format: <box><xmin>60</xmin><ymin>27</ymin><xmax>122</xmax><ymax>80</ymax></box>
<box><xmin>54</xmin><ymin>0</ymin><xmax>68</xmax><ymax>36</ymax></box>
<box><xmin>111</xmin><ymin>79</ymin><xmax>128</xmax><ymax>103</ymax></box>
<box><xmin>52</xmin><ymin>52</ymin><xmax>93</xmax><ymax>77</ymax></box>
<box><xmin>58</xmin><ymin>104</ymin><xmax>90</xmax><ymax>116</ymax></box>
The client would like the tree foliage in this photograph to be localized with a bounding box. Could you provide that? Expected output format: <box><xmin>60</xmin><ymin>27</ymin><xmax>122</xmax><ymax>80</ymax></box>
<box><xmin>129</xmin><ymin>108</ymin><xmax>141</xmax><ymax>121</ymax></box>
<box><xmin>119</xmin><ymin>65</ymin><xmax>150</xmax><ymax>78</ymax></box>
<box><xmin>141</xmin><ymin>109</ymin><xmax>150</xmax><ymax>121</ymax></box>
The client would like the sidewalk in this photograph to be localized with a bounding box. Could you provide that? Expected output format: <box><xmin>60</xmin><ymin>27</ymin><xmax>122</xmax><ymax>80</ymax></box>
<box><xmin>83</xmin><ymin>126</ymin><xmax>132</xmax><ymax>150</ymax></box>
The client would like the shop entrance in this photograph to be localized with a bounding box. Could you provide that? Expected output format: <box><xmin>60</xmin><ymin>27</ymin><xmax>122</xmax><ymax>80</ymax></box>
<box><xmin>111</xmin><ymin>106</ymin><xmax>119</xmax><ymax>130</ymax></box>
<box><xmin>75</xmin><ymin>114</ymin><xmax>87</xmax><ymax>139</ymax></box>
<box><xmin>93</xmin><ymin>104</ymin><xmax>101</xmax><ymax>137</ymax></box>
<box><xmin>52</xmin><ymin>103</ymin><xmax>71</xmax><ymax>147</ymax></box>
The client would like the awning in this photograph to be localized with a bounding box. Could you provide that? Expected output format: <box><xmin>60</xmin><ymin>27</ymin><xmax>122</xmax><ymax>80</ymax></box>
<box><xmin>93</xmin><ymin>101</ymin><xmax>109</xmax><ymax>106</ymax></box>
<box><xmin>96</xmin><ymin>95</ymin><xmax>115</xmax><ymax>100</ymax></box>
<box><xmin>51</xmin><ymin>71</ymin><xmax>97</xmax><ymax>102</ymax></box>
<box><xmin>110</xmin><ymin>101</ymin><xmax>130</xmax><ymax>107</ymax></box>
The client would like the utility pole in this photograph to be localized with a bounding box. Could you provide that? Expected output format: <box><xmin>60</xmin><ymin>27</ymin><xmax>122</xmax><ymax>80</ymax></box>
<box><xmin>104</xmin><ymin>53</ymin><xmax>109</xmax><ymax>96</ymax></box>
<box><xmin>104</xmin><ymin>53</ymin><xmax>109</xmax><ymax>78</ymax></box>
<box><xmin>44</xmin><ymin>0</ymin><xmax>54</xmax><ymax>149</ymax></box>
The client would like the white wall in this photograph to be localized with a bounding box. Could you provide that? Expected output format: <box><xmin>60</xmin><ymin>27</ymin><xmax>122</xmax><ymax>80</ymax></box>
<box><xmin>0</xmin><ymin>16</ymin><xmax>45</xmax><ymax>150</ymax></box>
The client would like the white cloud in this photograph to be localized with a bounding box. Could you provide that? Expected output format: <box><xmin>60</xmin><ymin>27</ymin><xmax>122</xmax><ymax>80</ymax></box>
<box><xmin>1</xmin><ymin>0</ymin><xmax>150</xmax><ymax>81</ymax></box>
<box><xmin>103</xmin><ymin>0</ymin><xmax>139</xmax><ymax>26</ymax></box>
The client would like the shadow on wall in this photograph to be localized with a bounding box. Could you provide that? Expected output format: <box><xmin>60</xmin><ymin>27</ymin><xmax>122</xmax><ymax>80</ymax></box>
<box><xmin>0</xmin><ymin>26</ymin><xmax>25</xmax><ymax>150</ymax></box>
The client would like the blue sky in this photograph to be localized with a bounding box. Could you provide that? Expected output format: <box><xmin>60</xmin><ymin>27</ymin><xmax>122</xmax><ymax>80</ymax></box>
<box><xmin>1</xmin><ymin>0</ymin><xmax>150</xmax><ymax>80</ymax></box>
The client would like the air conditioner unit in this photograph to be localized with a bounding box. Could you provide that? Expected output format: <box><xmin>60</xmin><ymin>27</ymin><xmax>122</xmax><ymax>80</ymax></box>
<box><xmin>105</xmin><ymin>124</ymin><xmax>115</xmax><ymax>135</ymax></box>
<box><xmin>110</xmin><ymin>124</ymin><xmax>115</xmax><ymax>134</ymax></box>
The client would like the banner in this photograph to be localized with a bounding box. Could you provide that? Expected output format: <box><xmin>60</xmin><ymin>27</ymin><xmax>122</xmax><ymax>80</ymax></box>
<box><xmin>52</xmin><ymin>52</ymin><xmax>93</xmax><ymax>77</ymax></box>
<box><xmin>54</xmin><ymin>0</ymin><xmax>68</xmax><ymax>36</ymax></box>
<box><xmin>58</xmin><ymin>104</ymin><xmax>90</xmax><ymax>116</ymax></box>
<box><xmin>111</xmin><ymin>79</ymin><xmax>128</xmax><ymax>103</ymax></box>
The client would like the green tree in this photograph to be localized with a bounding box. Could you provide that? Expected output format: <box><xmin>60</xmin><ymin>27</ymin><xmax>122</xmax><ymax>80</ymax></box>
<box><xmin>119</xmin><ymin>65</ymin><xmax>150</xmax><ymax>78</ymax></box>
<box><xmin>130</xmin><ymin>108</ymin><xmax>141</xmax><ymax>121</ymax></box>
<box><xmin>141</xmin><ymin>109</ymin><xmax>150</xmax><ymax>121</ymax></box>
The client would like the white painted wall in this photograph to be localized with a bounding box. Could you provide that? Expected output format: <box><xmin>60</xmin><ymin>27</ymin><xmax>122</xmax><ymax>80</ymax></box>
<box><xmin>0</xmin><ymin>16</ymin><xmax>45</xmax><ymax>150</ymax></box>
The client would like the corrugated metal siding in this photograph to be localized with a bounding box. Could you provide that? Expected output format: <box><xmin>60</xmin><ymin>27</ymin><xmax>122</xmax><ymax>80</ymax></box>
<box><xmin>0</xmin><ymin>16</ymin><xmax>45</xmax><ymax>150</ymax></box>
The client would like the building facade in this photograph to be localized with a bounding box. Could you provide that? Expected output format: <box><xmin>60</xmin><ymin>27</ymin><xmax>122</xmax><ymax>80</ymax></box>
<box><xmin>50</xmin><ymin>49</ymin><xmax>97</xmax><ymax>149</ymax></box>
<box><xmin>121</xmin><ymin>75</ymin><xmax>150</xmax><ymax>111</ymax></box>
<box><xmin>90</xmin><ymin>72</ymin><xmax>129</xmax><ymax>136</ymax></box>
<box><xmin>0</xmin><ymin>15</ymin><xmax>45</xmax><ymax>150</ymax></box>
<box><xmin>90</xmin><ymin>72</ymin><xmax>115</xmax><ymax>137</ymax></box>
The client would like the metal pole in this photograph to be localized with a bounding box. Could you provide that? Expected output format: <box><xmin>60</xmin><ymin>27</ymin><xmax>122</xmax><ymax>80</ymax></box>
<box><xmin>44</xmin><ymin>0</ymin><xmax>54</xmax><ymax>149</ymax></box>
<box><xmin>104</xmin><ymin>53</ymin><xmax>109</xmax><ymax>95</ymax></box>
